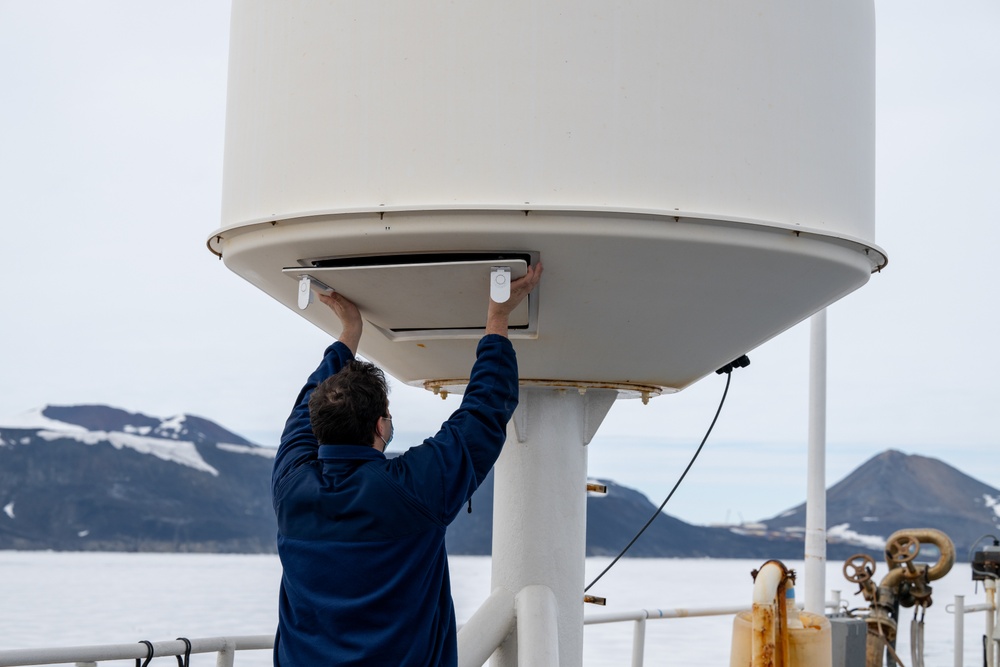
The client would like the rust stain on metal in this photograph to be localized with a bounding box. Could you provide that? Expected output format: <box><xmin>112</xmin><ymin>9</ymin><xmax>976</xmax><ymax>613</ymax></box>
<box><xmin>752</xmin><ymin>603</ymin><xmax>776</xmax><ymax>667</ymax></box>
<box><xmin>423</xmin><ymin>378</ymin><xmax>666</xmax><ymax>399</ymax></box>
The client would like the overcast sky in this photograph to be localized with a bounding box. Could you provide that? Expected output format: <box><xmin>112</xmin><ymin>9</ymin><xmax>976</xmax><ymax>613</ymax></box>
<box><xmin>1</xmin><ymin>1</ymin><xmax>997</xmax><ymax>526</ymax></box>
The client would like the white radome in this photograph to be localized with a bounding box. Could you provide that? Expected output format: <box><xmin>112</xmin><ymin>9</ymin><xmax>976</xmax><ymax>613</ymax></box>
<box><xmin>211</xmin><ymin>0</ymin><xmax>884</xmax><ymax>398</ymax></box>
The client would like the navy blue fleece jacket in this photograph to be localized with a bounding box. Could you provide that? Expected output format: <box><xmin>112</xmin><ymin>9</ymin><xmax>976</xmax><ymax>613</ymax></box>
<box><xmin>272</xmin><ymin>335</ymin><xmax>518</xmax><ymax>666</ymax></box>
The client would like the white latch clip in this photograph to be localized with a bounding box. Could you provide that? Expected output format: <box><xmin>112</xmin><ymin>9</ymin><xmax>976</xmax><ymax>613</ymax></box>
<box><xmin>490</xmin><ymin>266</ymin><xmax>511</xmax><ymax>303</ymax></box>
<box><xmin>297</xmin><ymin>275</ymin><xmax>334</xmax><ymax>310</ymax></box>
<box><xmin>298</xmin><ymin>275</ymin><xmax>313</xmax><ymax>310</ymax></box>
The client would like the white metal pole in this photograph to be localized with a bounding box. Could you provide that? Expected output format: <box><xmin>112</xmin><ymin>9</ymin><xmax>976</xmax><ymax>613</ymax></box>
<box><xmin>515</xmin><ymin>585</ymin><xmax>561</xmax><ymax>667</ymax></box>
<box><xmin>216</xmin><ymin>638</ymin><xmax>236</xmax><ymax>667</ymax></box>
<box><xmin>631</xmin><ymin>617</ymin><xmax>646</xmax><ymax>667</ymax></box>
<box><xmin>804</xmin><ymin>309</ymin><xmax>828</xmax><ymax>615</ymax></box>
<box><xmin>954</xmin><ymin>595</ymin><xmax>964</xmax><ymax>667</ymax></box>
<box><xmin>458</xmin><ymin>588</ymin><xmax>516</xmax><ymax>667</ymax></box>
<box><xmin>490</xmin><ymin>387</ymin><xmax>616</xmax><ymax>667</ymax></box>
<box><xmin>986</xmin><ymin>580</ymin><xmax>996</xmax><ymax>667</ymax></box>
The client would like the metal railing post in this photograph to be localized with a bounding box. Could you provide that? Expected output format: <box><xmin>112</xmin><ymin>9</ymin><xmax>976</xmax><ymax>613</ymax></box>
<box><xmin>954</xmin><ymin>595</ymin><xmax>964</xmax><ymax>667</ymax></box>
<box><xmin>986</xmin><ymin>580</ymin><xmax>997</xmax><ymax>667</ymax></box>
<box><xmin>631</xmin><ymin>616</ymin><xmax>646</xmax><ymax>667</ymax></box>
<box><xmin>215</xmin><ymin>638</ymin><xmax>235</xmax><ymax>667</ymax></box>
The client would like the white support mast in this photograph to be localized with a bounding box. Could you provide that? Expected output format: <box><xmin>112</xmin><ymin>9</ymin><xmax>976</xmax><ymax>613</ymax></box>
<box><xmin>489</xmin><ymin>387</ymin><xmax>616</xmax><ymax>666</ymax></box>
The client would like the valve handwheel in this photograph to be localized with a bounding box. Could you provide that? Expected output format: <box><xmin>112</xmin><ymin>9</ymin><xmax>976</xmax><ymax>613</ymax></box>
<box><xmin>843</xmin><ymin>553</ymin><xmax>876</xmax><ymax>583</ymax></box>
<box><xmin>886</xmin><ymin>534</ymin><xmax>920</xmax><ymax>564</ymax></box>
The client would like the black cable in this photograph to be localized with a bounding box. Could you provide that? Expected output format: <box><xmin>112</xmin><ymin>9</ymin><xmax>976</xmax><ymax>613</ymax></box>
<box><xmin>584</xmin><ymin>370</ymin><xmax>734</xmax><ymax>593</ymax></box>
<box><xmin>175</xmin><ymin>637</ymin><xmax>192</xmax><ymax>667</ymax></box>
<box><xmin>136</xmin><ymin>640</ymin><xmax>154</xmax><ymax>667</ymax></box>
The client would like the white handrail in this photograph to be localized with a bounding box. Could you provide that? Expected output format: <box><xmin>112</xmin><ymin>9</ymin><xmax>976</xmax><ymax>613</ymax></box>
<box><xmin>0</xmin><ymin>595</ymin><xmax>847</xmax><ymax>667</ymax></box>
<box><xmin>585</xmin><ymin>604</ymin><xmax>749</xmax><ymax>625</ymax></box>
<box><xmin>583</xmin><ymin>599</ymin><xmax>843</xmax><ymax>667</ymax></box>
<box><xmin>0</xmin><ymin>635</ymin><xmax>273</xmax><ymax>667</ymax></box>
<box><xmin>947</xmin><ymin>581</ymin><xmax>999</xmax><ymax>667</ymax></box>
<box><xmin>584</xmin><ymin>604</ymin><xmax>751</xmax><ymax>667</ymax></box>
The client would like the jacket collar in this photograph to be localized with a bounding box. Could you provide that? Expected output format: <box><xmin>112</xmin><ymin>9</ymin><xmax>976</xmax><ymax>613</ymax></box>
<box><xmin>317</xmin><ymin>444</ymin><xmax>386</xmax><ymax>461</ymax></box>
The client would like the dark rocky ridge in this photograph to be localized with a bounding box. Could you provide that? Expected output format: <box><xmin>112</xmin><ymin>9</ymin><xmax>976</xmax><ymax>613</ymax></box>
<box><xmin>0</xmin><ymin>406</ymin><xmax>275</xmax><ymax>552</ymax></box>
<box><xmin>448</xmin><ymin>471</ymin><xmax>821</xmax><ymax>560</ymax></box>
<box><xmin>2</xmin><ymin>406</ymin><xmax>997</xmax><ymax>561</ymax></box>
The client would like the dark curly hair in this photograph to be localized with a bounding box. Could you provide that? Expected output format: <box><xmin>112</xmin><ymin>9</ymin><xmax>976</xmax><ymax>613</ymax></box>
<box><xmin>309</xmin><ymin>360</ymin><xmax>390</xmax><ymax>446</ymax></box>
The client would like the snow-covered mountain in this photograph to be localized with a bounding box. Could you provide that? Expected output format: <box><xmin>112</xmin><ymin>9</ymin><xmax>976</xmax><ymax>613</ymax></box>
<box><xmin>3</xmin><ymin>406</ymin><xmax>995</xmax><ymax>561</ymax></box>
<box><xmin>761</xmin><ymin>449</ymin><xmax>1000</xmax><ymax>558</ymax></box>
<box><xmin>1</xmin><ymin>404</ymin><xmax>809</xmax><ymax>558</ymax></box>
<box><xmin>0</xmin><ymin>405</ymin><xmax>277</xmax><ymax>552</ymax></box>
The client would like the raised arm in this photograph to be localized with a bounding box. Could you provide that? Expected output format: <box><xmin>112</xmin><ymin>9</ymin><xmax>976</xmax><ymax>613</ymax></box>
<box><xmin>272</xmin><ymin>292</ymin><xmax>363</xmax><ymax>494</ymax></box>
<box><xmin>390</xmin><ymin>262</ymin><xmax>544</xmax><ymax>521</ymax></box>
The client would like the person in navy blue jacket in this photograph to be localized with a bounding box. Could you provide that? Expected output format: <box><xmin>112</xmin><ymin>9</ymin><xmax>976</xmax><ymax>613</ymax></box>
<box><xmin>272</xmin><ymin>263</ymin><xmax>543</xmax><ymax>666</ymax></box>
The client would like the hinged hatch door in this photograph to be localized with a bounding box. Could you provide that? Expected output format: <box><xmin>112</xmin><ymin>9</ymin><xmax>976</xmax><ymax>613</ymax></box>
<box><xmin>282</xmin><ymin>256</ymin><xmax>532</xmax><ymax>338</ymax></box>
